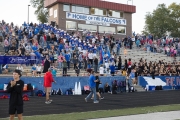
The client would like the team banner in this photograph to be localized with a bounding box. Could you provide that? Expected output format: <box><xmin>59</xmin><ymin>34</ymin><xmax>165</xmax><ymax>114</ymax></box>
<box><xmin>66</xmin><ymin>12</ymin><xmax>126</xmax><ymax>25</ymax></box>
<box><xmin>0</xmin><ymin>56</ymin><xmax>38</xmax><ymax>64</ymax></box>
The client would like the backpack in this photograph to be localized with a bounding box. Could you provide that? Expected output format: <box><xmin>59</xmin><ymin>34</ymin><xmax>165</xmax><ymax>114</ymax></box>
<box><xmin>36</xmin><ymin>90</ymin><xmax>45</xmax><ymax>96</ymax></box>
<box><xmin>57</xmin><ymin>88</ymin><xmax>63</xmax><ymax>95</ymax></box>
<box><xmin>66</xmin><ymin>88</ymin><xmax>73</xmax><ymax>95</ymax></box>
<box><xmin>27</xmin><ymin>83</ymin><xmax>33</xmax><ymax>90</ymax></box>
<box><xmin>83</xmin><ymin>86</ymin><xmax>90</xmax><ymax>94</ymax></box>
<box><xmin>129</xmin><ymin>86</ymin><xmax>135</xmax><ymax>92</ymax></box>
<box><xmin>51</xmin><ymin>89</ymin><xmax>56</xmax><ymax>95</ymax></box>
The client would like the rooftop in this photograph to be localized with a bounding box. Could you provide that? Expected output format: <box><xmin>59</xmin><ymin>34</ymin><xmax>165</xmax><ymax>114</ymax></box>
<box><xmin>44</xmin><ymin>0</ymin><xmax>136</xmax><ymax>13</ymax></box>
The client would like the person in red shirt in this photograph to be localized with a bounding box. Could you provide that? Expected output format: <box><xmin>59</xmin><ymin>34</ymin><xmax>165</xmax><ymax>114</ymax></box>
<box><xmin>44</xmin><ymin>68</ymin><xmax>56</xmax><ymax>104</ymax></box>
<box><xmin>127</xmin><ymin>58</ymin><xmax>132</xmax><ymax>74</ymax></box>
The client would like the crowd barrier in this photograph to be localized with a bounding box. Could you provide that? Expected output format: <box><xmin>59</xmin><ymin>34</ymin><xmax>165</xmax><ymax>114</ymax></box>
<box><xmin>0</xmin><ymin>76</ymin><xmax>126</xmax><ymax>94</ymax></box>
<box><xmin>138</xmin><ymin>76</ymin><xmax>180</xmax><ymax>90</ymax></box>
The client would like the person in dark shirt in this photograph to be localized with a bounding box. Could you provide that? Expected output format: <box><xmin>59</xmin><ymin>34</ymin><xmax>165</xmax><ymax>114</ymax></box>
<box><xmin>9</xmin><ymin>44</ymin><xmax>17</xmax><ymax>55</ymax></box>
<box><xmin>104</xmin><ymin>83</ymin><xmax>111</xmax><ymax>93</ymax></box>
<box><xmin>50</xmin><ymin>32</ymin><xmax>57</xmax><ymax>42</ymax></box>
<box><xmin>39</xmin><ymin>46</ymin><xmax>44</xmax><ymax>54</ymax></box>
<box><xmin>93</xmin><ymin>57</ymin><xmax>98</xmax><ymax>73</ymax></box>
<box><xmin>91</xmin><ymin>72</ymin><xmax>104</xmax><ymax>100</ymax></box>
<box><xmin>9</xmin><ymin>44</ymin><xmax>16</xmax><ymax>52</ymax></box>
<box><xmin>75</xmin><ymin>63</ymin><xmax>80</xmax><ymax>76</ymax></box>
<box><xmin>20</xmin><ymin>46</ymin><xmax>25</xmax><ymax>56</ymax></box>
<box><xmin>6</xmin><ymin>70</ymin><xmax>24</xmax><ymax>120</ymax></box>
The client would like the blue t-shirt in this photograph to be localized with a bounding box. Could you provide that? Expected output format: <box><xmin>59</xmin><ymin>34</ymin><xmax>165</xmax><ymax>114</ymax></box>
<box><xmin>71</xmin><ymin>39</ymin><xmax>75</xmax><ymax>45</ymax></box>
<box><xmin>130</xmin><ymin>72</ymin><xmax>135</xmax><ymax>79</ymax></box>
<box><xmin>83</xmin><ymin>45</ymin><xmax>87</xmax><ymax>50</ymax></box>
<box><xmin>52</xmin><ymin>69</ymin><xmax>57</xmax><ymax>77</ymax></box>
<box><xmin>104</xmin><ymin>58</ymin><xmax>108</xmax><ymax>62</ymax></box>
<box><xmin>32</xmin><ymin>66</ymin><xmax>36</xmax><ymax>71</ymax></box>
<box><xmin>75</xmin><ymin>40</ymin><xmax>79</xmax><ymax>46</ymax></box>
<box><xmin>65</xmin><ymin>54</ymin><xmax>70</xmax><ymax>61</ymax></box>
<box><xmin>110</xmin><ymin>65</ymin><xmax>115</xmax><ymax>72</ymax></box>
<box><xmin>88</xmin><ymin>47</ymin><xmax>93</xmax><ymax>52</ymax></box>
<box><xmin>93</xmin><ymin>49</ymin><xmax>97</xmax><ymax>53</ymax></box>
<box><xmin>89</xmin><ymin>75</ymin><xmax>96</xmax><ymax>87</ymax></box>
<box><xmin>58</xmin><ymin>44</ymin><xmax>64</xmax><ymax>51</ymax></box>
<box><xmin>87</xmin><ymin>64</ymin><xmax>91</xmax><ymax>69</ymax></box>
<box><xmin>60</xmin><ymin>32</ymin><xmax>64</xmax><ymax>37</ymax></box>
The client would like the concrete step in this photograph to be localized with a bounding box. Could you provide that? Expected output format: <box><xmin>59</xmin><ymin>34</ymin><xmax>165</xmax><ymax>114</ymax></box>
<box><xmin>134</xmin><ymin>85</ymin><xmax>146</xmax><ymax>92</ymax></box>
<box><xmin>7</xmin><ymin>68</ymin><xmax>88</xmax><ymax>73</ymax></box>
<box><xmin>0</xmin><ymin>71</ymin><xmax>89</xmax><ymax>77</ymax></box>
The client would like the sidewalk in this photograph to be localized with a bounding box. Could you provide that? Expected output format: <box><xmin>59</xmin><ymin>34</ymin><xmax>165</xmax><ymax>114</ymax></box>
<box><xmin>89</xmin><ymin>111</ymin><xmax>180</xmax><ymax>120</ymax></box>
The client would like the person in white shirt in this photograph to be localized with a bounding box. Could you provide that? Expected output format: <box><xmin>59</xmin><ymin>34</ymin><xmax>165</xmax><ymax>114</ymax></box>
<box><xmin>2</xmin><ymin>64</ymin><xmax>8</xmax><ymax>74</ymax></box>
<box><xmin>92</xmin><ymin>38</ymin><xmax>96</xmax><ymax>44</ymax></box>
<box><xmin>83</xmin><ymin>50</ymin><xmax>87</xmax><ymax>57</ymax></box>
<box><xmin>99</xmin><ymin>65</ymin><xmax>104</xmax><ymax>76</ymax></box>
<box><xmin>88</xmin><ymin>51</ymin><xmax>93</xmax><ymax>65</ymax></box>
<box><xmin>36</xmin><ymin>64</ymin><xmax>42</xmax><ymax>77</ymax></box>
<box><xmin>105</xmin><ymin>62</ymin><xmax>109</xmax><ymax>73</ymax></box>
<box><xmin>25</xmin><ymin>43</ymin><xmax>32</xmax><ymax>53</ymax></box>
<box><xmin>101</xmin><ymin>38</ymin><xmax>104</xmax><ymax>44</ymax></box>
<box><xmin>78</xmin><ymin>46</ymin><xmax>82</xmax><ymax>52</ymax></box>
<box><xmin>16</xmin><ymin>64</ymin><xmax>23</xmax><ymax>72</ymax></box>
<box><xmin>93</xmin><ymin>53</ymin><xmax>97</xmax><ymax>58</ymax></box>
<box><xmin>23</xmin><ymin>35</ymin><xmax>28</xmax><ymax>44</ymax></box>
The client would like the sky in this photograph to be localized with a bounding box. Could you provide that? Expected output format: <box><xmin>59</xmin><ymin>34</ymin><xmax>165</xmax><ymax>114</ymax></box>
<box><xmin>0</xmin><ymin>0</ymin><xmax>179</xmax><ymax>34</ymax></box>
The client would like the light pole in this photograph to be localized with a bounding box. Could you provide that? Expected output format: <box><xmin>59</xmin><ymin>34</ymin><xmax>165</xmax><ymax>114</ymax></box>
<box><xmin>127</xmin><ymin>0</ymin><xmax>133</xmax><ymax>5</ymax></box>
<box><xmin>28</xmin><ymin>5</ymin><xmax>30</xmax><ymax>23</ymax></box>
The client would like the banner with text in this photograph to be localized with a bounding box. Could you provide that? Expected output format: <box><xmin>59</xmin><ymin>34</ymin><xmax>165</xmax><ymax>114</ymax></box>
<box><xmin>66</xmin><ymin>12</ymin><xmax>126</xmax><ymax>25</ymax></box>
<box><xmin>86</xmin><ymin>21</ymin><xmax>110</xmax><ymax>26</ymax></box>
<box><xmin>0</xmin><ymin>56</ymin><xmax>38</xmax><ymax>64</ymax></box>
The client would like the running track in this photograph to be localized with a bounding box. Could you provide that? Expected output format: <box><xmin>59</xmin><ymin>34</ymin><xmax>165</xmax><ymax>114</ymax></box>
<box><xmin>0</xmin><ymin>90</ymin><xmax>180</xmax><ymax>118</ymax></box>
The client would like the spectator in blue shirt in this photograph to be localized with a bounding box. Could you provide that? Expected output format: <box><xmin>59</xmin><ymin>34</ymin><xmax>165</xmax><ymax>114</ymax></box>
<box><xmin>116</xmin><ymin>42</ymin><xmax>121</xmax><ymax>55</ymax></box>
<box><xmin>110</xmin><ymin>63</ymin><xmax>115</xmax><ymax>76</ymax></box>
<box><xmin>65</xmin><ymin>51</ymin><xmax>71</xmax><ymax>69</ymax></box>
<box><xmin>130</xmin><ymin>69</ymin><xmax>135</xmax><ymax>85</ymax></box>
<box><xmin>31</xmin><ymin>64</ymin><xmax>37</xmax><ymax>77</ymax></box>
<box><xmin>51</xmin><ymin>66</ymin><xmax>57</xmax><ymax>77</ymax></box>
<box><xmin>85</xmin><ymin>71</ymin><xmax>99</xmax><ymax>103</ymax></box>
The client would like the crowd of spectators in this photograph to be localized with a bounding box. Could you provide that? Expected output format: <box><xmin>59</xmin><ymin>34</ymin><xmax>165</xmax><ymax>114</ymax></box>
<box><xmin>135</xmin><ymin>35</ymin><xmax>180</xmax><ymax>58</ymax></box>
<box><xmin>0</xmin><ymin>20</ymin><xmax>123</xmax><ymax>76</ymax></box>
<box><xmin>0</xmin><ymin>20</ymin><xmax>179</xmax><ymax>83</ymax></box>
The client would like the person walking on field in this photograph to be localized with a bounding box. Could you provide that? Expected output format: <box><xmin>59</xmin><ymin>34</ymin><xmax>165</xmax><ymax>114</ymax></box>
<box><xmin>85</xmin><ymin>71</ymin><xmax>99</xmax><ymax>103</ymax></box>
<box><xmin>91</xmin><ymin>72</ymin><xmax>104</xmax><ymax>100</ymax></box>
<box><xmin>44</xmin><ymin>68</ymin><xmax>56</xmax><ymax>104</ymax></box>
<box><xmin>6</xmin><ymin>70</ymin><xmax>24</xmax><ymax>120</ymax></box>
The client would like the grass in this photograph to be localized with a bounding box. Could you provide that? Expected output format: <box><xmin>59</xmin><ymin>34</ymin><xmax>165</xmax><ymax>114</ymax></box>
<box><xmin>1</xmin><ymin>104</ymin><xmax>180</xmax><ymax>120</ymax></box>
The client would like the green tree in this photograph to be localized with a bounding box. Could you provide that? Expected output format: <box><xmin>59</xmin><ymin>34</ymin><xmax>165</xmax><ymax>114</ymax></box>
<box><xmin>168</xmin><ymin>3</ymin><xmax>180</xmax><ymax>37</ymax></box>
<box><xmin>144</xmin><ymin>4</ymin><xmax>171</xmax><ymax>38</ymax></box>
<box><xmin>30</xmin><ymin>0</ymin><xmax>48</xmax><ymax>23</ymax></box>
<box><xmin>141</xmin><ymin>25</ymin><xmax>149</xmax><ymax>36</ymax></box>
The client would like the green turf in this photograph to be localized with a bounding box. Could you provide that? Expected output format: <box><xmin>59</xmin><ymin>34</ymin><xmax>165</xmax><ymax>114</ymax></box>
<box><xmin>1</xmin><ymin>104</ymin><xmax>180</xmax><ymax>120</ymax></box>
